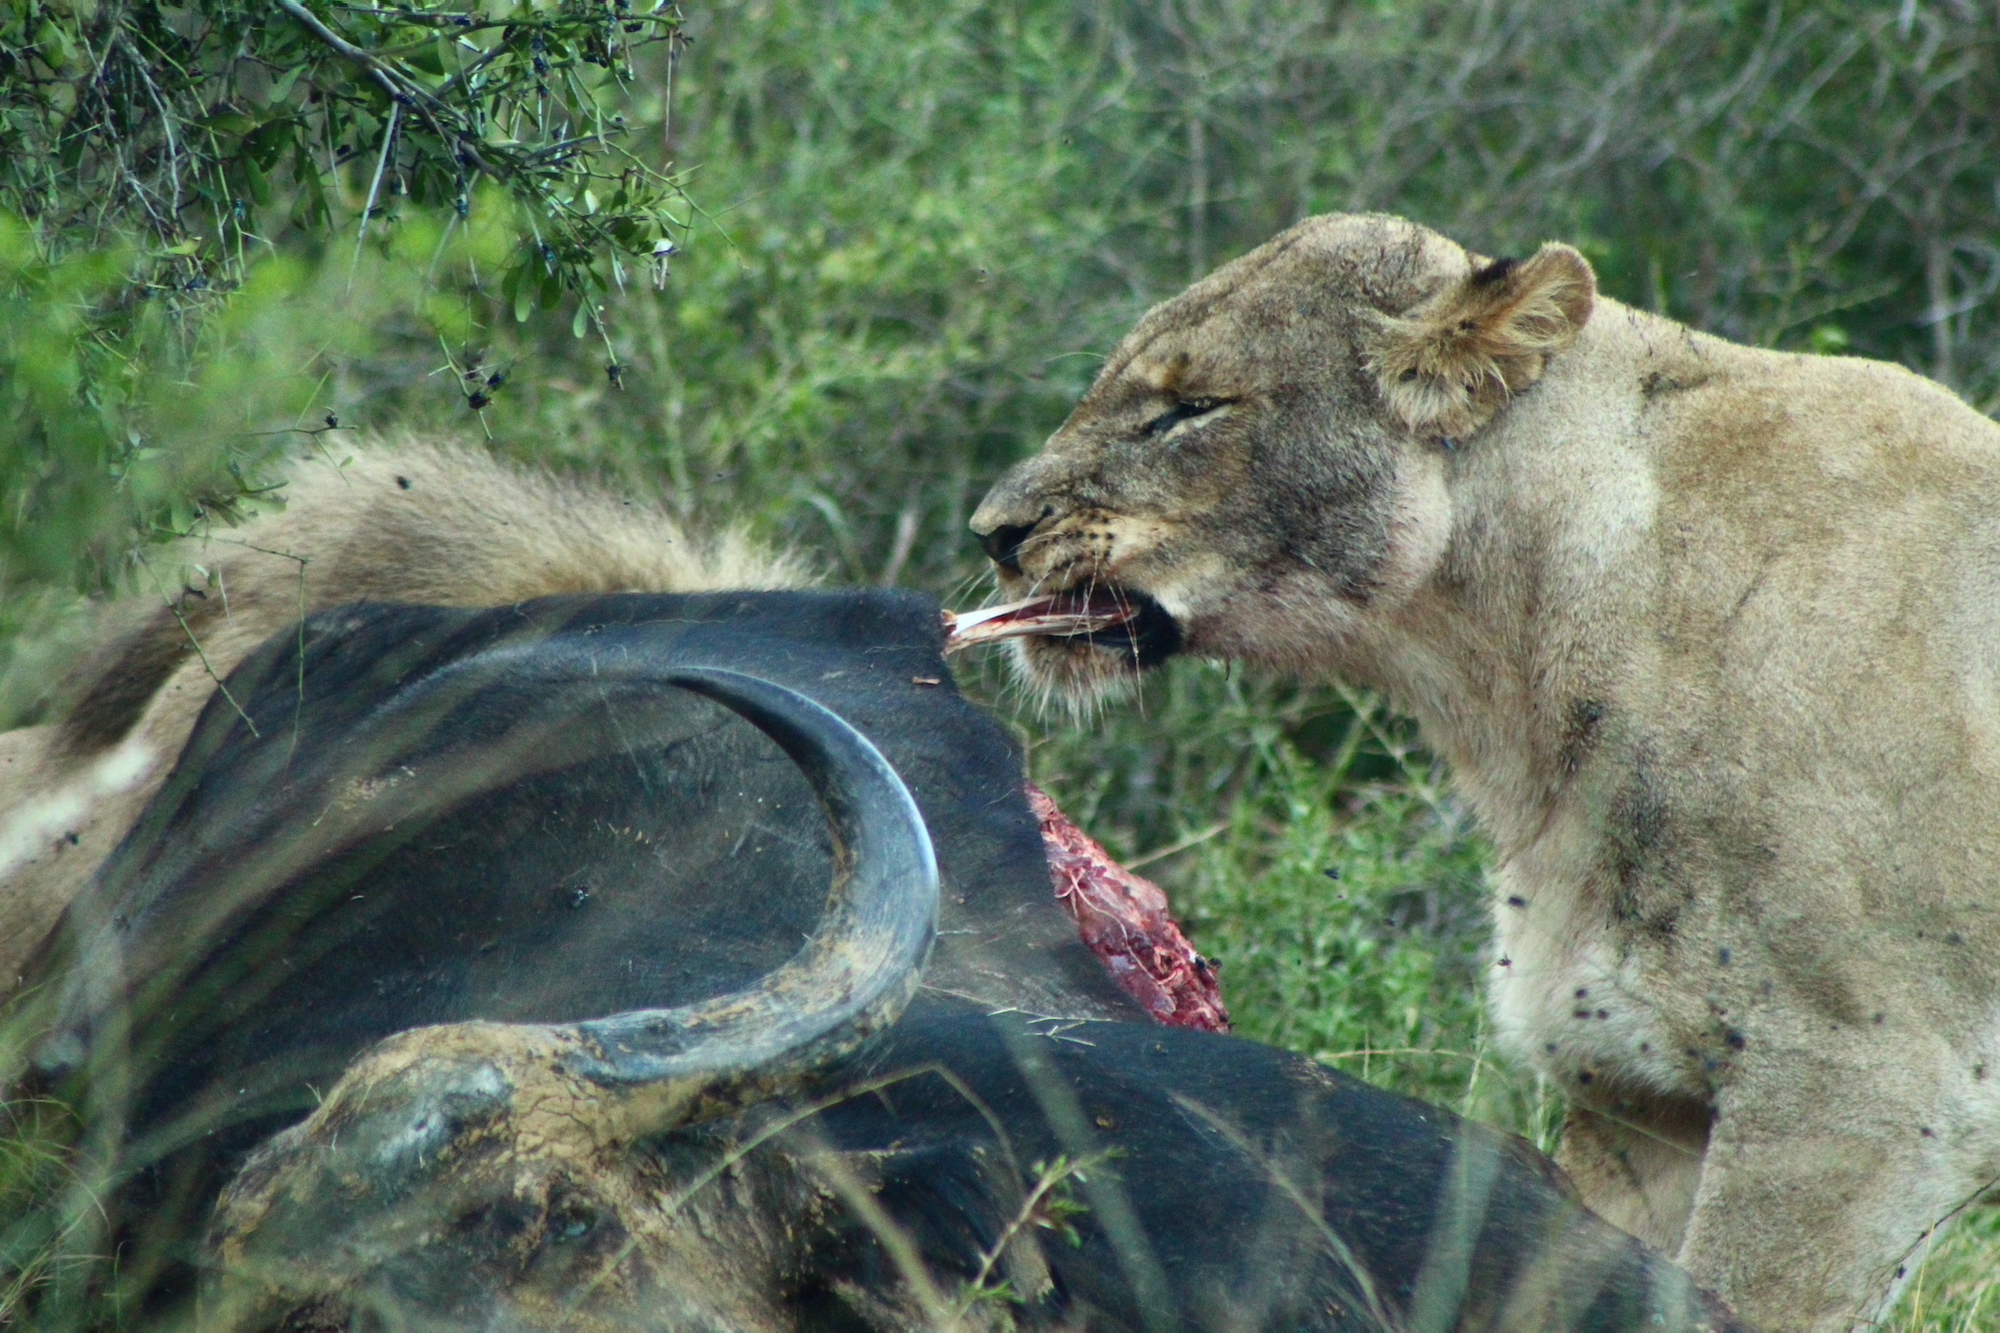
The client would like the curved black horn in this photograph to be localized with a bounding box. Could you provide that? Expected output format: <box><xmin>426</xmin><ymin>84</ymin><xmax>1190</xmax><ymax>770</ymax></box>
<box><xmin>200</xmin><ymin>656</ymin><xmax>939</xmax><ymax>1330</ymax></box>
<box><xmin>561</xmin><ymin>664</ymin><xmax>939</xmax><ymax>1092</ymax></box>
<box><xmin>55</xmin><ymin>647</ymin><xmax>940</xmax><ymax>1124</ymax></box>
<box><xmin>357</xmin><ymin>650</ymin><xmax>942</xmax><ymax>1111</ymax></box>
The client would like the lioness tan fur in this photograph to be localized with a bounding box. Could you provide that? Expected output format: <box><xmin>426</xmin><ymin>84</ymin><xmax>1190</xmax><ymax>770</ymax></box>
<box><xmin>0</xmin><ymin>439</ymin><xmax>804</xmax><ymax>991</ymax></box>
<box><xmin>972</xmin><ymin>212</ymin><xmax>2000</xmax><ymax>1333</ymax></box>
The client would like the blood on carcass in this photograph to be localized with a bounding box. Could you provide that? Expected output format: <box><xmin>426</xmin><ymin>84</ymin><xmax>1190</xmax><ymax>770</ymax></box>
<box><xmin>1028</xmin><ymin>783</ymin><xmax>1230</xmax><ymax>1033</ymax></box>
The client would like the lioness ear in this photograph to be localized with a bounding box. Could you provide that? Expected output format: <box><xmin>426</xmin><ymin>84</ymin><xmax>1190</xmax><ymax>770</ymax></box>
<box><xmin>1367</xmin><ymin>242</ymin><xmax>1596</xmax><ymax>441</ymax></box>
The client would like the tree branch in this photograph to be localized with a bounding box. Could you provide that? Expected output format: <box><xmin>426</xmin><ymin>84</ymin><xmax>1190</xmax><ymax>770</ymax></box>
<box><xmin>276</xmin><ymin>0</ymin><xmax>500</xmax><ymax>180</ymax></box>
<box><xmin>275</xmin><ymin>0</ymin><xmax>420</xmax><ymax>108</ymax></box>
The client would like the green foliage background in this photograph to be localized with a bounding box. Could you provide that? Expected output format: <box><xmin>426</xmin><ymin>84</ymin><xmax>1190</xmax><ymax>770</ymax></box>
<box><xmin>3</xmin><ymin>0</ymin><xmax>1999</xmax><ymax>1326</ymax></box>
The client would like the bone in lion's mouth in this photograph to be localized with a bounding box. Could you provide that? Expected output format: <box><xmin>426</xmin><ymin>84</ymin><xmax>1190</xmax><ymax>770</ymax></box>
<box><xmin>941</xmin><ymin>591</ymin><xmax>1140</xmax><ymax>654</ymax></box>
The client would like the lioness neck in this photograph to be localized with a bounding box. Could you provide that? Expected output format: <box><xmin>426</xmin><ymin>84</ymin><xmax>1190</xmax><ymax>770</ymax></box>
<box><xmin>1348</xmin><ymin>297</ymin><xmax>1698</xmax><ymax>859</ymax></box>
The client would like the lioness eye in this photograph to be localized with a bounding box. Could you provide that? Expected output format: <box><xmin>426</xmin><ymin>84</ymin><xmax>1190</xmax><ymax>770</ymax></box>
<box><xmin>1143</xmin><ymin>397</ymin><xmax>1231</xmax><ymax>437</ymax></box>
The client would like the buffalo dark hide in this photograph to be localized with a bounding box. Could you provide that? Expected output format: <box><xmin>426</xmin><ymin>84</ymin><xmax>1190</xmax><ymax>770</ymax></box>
<box><xmin>17</xmin><ymin>591</ymin><xmax>1745</xmax><ymax>1332</ymax></box>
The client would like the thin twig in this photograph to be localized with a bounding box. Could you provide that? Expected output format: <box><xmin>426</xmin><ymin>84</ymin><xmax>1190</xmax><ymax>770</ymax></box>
<box><xmin>805</xmin><ymin>1147</ymin><xmax>963</xmax><ymax>1329</ymax></box>
<box><xmin>957</xmin><ymin>1152</ymin><xmax>1110</xmax><ymax>1310</ymax></box>
<box><xmin>275</xmin><ymin>0</ymin><xmax>425</xmax><ymax>111</ymax></box>
<box><xmin>1124</xmin><ymin>820</ymin><xmax>1229</xmax><ymax>870</ymax></box>
<box><xmin>275</xmin><ymin>0</ymin><xmax>499</xmax><ymax>179</ymax></box>
<box><xmin>568</xmin><ymin>1062</ymin><xmax>1026</xmax><ymax>1315</ymax></box>
<box><xmin>137</xmin><ymin>558</ymin><xmax>261</xmax><ymax>739</ymax></box>
<box><xmin>1171</xmin><ymin>1093</ymin><xmax>1404</xmax><ymax>1333</ymax></box>
<box><xmin>352</xmin><ymin>100</ymin><xmax>399</xmax><ymax>280</ymax></box>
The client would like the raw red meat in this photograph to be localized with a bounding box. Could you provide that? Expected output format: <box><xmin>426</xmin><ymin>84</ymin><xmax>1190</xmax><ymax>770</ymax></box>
<box><xmin>1028</xmin><ymin>783</ymin><xmax>1230</xmax><ymax>1032</ymax></box>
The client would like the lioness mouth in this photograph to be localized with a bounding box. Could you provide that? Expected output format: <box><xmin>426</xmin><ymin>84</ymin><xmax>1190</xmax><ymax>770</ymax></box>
<box><xmin>944</xmin><ymin>589</ymin><xmax>1183</xmax><ymax>666</ymax></box>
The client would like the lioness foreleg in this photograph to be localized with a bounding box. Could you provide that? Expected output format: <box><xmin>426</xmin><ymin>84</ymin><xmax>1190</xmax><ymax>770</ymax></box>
<box><xmin>1554</xmin><ymin>1093</ymin><xmax>1708</xmax><ymax>1255</ymax></box>
<box><xmin>1675</xmin><ymin>1069</ymin><xmax>1959</xmax><ymax>1333</ymax></box>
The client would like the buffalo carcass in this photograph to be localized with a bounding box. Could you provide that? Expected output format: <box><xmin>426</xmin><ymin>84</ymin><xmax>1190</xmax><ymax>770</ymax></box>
<box><xmin>13</xmin><ymin>590</ymin><xmax>1747</xmax><ymax>1332</ymax></box>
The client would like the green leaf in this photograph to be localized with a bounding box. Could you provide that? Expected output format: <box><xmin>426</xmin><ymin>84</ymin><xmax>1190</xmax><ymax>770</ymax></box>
<box><xmin>243</xmin><ymin>156</ymin><xmax>270</xmax><ymax>207</ymax></box>
<box><xmin>197</xmin><ymin>110</ymin><xmax>255</xmax><ymax>137</ymax></box>
<box><xmin>248</xmin><ymin>118</ymin><xmax>297</xmax><ymax>168</ymax></box>
<box><xmin>267</xmin><ymin>64</ymin><xmax>305</xmax><ymax>105</ymax></box>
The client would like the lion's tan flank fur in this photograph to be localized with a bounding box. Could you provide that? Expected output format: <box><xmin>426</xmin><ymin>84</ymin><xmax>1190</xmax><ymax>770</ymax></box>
<box><xmin>973</xmin><ymin>212</ymin><xmax>2000</xmax><ymax>1333</ymax></box>
<box><xmin>0</xmin><ymin>439</ymin><xmax>805</xmax><ymax>990</ymax></box>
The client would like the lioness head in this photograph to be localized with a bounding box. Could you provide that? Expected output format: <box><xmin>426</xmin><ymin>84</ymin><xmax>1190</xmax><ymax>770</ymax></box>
<box><xmin>971</xmin><ymin>213</ymin><xmax>1594</xmax><ymax>701</ymax></box>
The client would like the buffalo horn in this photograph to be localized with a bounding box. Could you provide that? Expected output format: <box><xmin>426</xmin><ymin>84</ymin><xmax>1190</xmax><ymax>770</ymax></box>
<box><xmin>204</xmin><ymin>661</ymin><xmax>938</xmax><ymax>1321</ymax></box>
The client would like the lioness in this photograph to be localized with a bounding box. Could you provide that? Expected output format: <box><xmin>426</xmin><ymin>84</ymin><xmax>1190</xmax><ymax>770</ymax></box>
<box><xmin>971</xmin><ymin>212</ymin><xmax>2000</xmax><ymax>1333</ymax></box>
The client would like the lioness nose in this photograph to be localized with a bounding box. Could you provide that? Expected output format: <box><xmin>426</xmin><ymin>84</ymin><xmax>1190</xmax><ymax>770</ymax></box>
<box><xmin>977</xmin><ymin>520</ymin><xmax>1037</xmax><ymax>574</ymax></box>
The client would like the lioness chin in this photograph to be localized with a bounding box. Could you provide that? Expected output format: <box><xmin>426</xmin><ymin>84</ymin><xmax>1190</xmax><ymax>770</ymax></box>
<box><xmin>972</xmin><ymin>212</ymin><xmax>2000</xmax><ymax>1333</ymax></box>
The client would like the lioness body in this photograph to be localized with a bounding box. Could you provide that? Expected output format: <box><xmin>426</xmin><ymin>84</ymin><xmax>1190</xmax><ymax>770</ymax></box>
<box><xmin>0</xmin><ymin>441</ymin><xmax>802</xmax><ymax>989</ymax></box>
<box><xmin>973</xmin><ymin>213</ymin><xmax>2000</xmax><ymax>1331</ymax></box>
